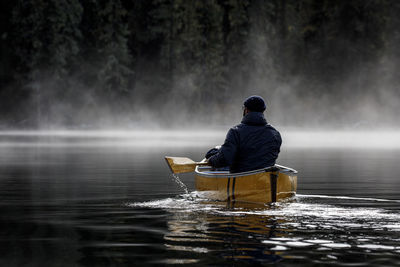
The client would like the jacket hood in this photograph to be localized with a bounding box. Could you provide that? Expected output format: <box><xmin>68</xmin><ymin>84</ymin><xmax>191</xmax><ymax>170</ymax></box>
<box><xmin>241</xmin><ymin>112</ymin><xmax>267</xmax><ymax>126</ymax></box>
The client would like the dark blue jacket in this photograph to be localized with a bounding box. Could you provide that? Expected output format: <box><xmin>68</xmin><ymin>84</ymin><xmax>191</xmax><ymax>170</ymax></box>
<box><xmin>208</xmin><ymin>112</ymin><xmax>281</xmax><ymax>173</ymax></box>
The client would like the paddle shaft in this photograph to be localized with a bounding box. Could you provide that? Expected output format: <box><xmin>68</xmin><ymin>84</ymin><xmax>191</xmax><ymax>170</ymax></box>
<box><xmin>165</xmin><ymin>156</ymin><xmax>210</xmax><ymax>174</ymax></box>
<box><xmin>192</xmin><ymin>162</ymin><xmax>209</xmax><ymax>166</ymax></box>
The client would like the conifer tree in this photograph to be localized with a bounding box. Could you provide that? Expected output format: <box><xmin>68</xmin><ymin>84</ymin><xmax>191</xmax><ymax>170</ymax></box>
<box><xmin>224</xmin><ymin>0</ymin><xmax>250</xmax><ymax>92</ymax></box>
<box><xmin>197</xmin><ymin>0</ymin><xmax>226</xmax><ymax>106</ymax></box>
<box><xmin>150</xmin><ymin>0</ymin><xmax>226</xmax><ymax>113</ymax></box>
<box><xmin>95</xmin><ymin>0</ymin><xmax>134</xmax><ymax>98</ymax></box>
<box><xmin>12</xmin><ymin>0</ymin><xmax>82</xmax><ymax>81</ymax></box>
<box><xmin>12</xmin><ymin>0</ymin><xmax>83</xmax><ymax>126</ymax></box>
<box><xmin>150</xmin><ymin>0</ymin><xmax>175</xmax><ymax>78</ymax></box>
<box><xmin>246</xmin><ymin>0</ymin><xmax>278</xmax><ymax>92</ymax></box>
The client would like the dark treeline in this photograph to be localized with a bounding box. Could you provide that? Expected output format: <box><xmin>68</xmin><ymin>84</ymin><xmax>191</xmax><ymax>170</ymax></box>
<box><xmin>0</xmin><ymin>0</ymin><xmax>399</xmax><ymax>128</ymax></box>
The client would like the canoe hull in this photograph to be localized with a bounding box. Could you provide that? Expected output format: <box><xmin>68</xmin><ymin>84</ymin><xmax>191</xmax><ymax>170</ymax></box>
<box><xmin>195</xmin><ymin>165</ymin><xmax>297</xmax><ymax>204</ymax></box>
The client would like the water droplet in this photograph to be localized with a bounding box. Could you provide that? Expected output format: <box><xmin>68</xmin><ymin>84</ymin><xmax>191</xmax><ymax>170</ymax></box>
<box><xmin>171</xmin><ymin>173</ymin><xmax>189</xmax><ymax>194</ymax></box>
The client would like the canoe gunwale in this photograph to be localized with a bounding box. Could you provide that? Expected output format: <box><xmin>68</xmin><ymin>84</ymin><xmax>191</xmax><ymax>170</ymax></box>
<box><xmin>195</xmin><ymin>164</ymin><xmax>297</xmax><ymax>178</ymax></box>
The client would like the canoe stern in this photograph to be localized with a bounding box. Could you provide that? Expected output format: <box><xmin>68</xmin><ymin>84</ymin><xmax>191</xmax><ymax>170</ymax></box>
<box><xmin>195</xmin><ymin>165</ymin><xmax>297</xmax><ymax>204</ymax></box>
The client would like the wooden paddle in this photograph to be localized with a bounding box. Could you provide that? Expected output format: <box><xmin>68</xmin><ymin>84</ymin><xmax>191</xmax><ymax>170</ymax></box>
<box><xmin>165</xmin><ymin>156</ymin><xmax>209</xmax><ymax>174</ymax></box>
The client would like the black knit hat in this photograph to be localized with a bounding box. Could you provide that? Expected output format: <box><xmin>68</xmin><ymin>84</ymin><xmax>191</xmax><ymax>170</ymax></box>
<box><xmin>243</xmin><ymin>95</ymin><xmax>266</xmax><ymax>112</ymax></box>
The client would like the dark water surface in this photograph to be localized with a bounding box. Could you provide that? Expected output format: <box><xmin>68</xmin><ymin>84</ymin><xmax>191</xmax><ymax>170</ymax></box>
<box><xmin>1</xmin><ymin>131</ymin><xmax>400</xmax><ymax>266</ymax></box>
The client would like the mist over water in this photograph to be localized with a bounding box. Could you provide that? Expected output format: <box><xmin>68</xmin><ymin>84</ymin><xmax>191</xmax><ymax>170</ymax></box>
<box><xmin>0</xmin><ymin>129</ymin><xmax>399</xmax><ymax>149</ymax></box>
<box><xmin>1</xmin><ymin>130</ymin><xmax>400</xmax><ymax>265</ymax></box>
<box><xmin>2</xmin><ymin>1</ymin><xmax>400</xmax><ymax>130</ymax></box>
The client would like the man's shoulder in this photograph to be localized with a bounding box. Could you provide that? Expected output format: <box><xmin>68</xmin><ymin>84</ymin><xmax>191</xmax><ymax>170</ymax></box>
<box><xmin>266</xmin><ymin>124</ymin><xmax>280</xmax><ymax>133</ymax></box>
<box><xmin>265</xmin><ymin>124</ymin><xmax>281</xmax><ymax>137</ymax></box>
<box><xmin>223</xmin><ymin>124</ymin><xmax>243</xmax><ymax>141</ymax></box>
<box><xmin>229</xmin><ymin>122</ymin><xmax>281</xmax><ymax>138</ymax></box>
<box><xmin>233</xmin><ymin>122</ymin><xmax>279</xmax><ymax>131</ymax></box>
<box><xmin>227</xmin><ymin>123</ymin><xmax>241</xmax><ymax>132</ymax></box>
<box><xmin>266</xmin><ymin>124</ymin><xmax>282</xmax><ymax>143</ymax></box>
<box><xmin>228</xmin><ymin>123</ymin><xmax>247</xmax><ymax>135</ymax></box>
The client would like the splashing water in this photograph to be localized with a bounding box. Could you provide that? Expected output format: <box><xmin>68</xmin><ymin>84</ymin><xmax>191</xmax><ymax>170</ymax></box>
<box><xmin>129</xmin><ymin>193</ymin><xmax>400</xmax><ymax>236</ymax></box>
<box><xmin>129</xmin><ymin>193</ymin><xmax>400</xmax><ymax>261</ymax></box>
<box><xmin>170</xmin><ymin>173</ymin><xmax>189</xmax><ymax>194</ymax></box>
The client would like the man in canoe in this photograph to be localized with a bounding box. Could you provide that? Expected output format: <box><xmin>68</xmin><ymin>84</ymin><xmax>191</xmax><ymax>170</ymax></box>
<box><xmin>206</xmin><ymin>95</ymin><xmax>282</xmax><ymax>173</ymax></box>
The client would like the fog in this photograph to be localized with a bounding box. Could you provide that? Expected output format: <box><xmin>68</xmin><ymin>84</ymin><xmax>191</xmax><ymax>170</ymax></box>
<box><xmin>0</xmin><ymin>130</ymin><xmax>399</xmax><ymax>150</ymax></box>
<box><xmin>1</xmin><ymin>1</ymin><xmax>399</xmax><ymax>131</ymax></box>
<box><xmin>6</xmin><ymin>51</ymin><xmax>399</xmax><ymax>131</ymax></box>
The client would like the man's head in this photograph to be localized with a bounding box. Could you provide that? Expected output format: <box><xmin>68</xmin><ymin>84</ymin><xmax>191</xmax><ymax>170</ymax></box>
<box><xmin>243</xmin><ymin>95</ymin><xmax>266</xmax><ymax>116</ymax></box>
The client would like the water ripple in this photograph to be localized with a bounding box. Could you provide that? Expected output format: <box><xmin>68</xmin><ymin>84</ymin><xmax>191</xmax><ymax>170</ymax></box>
<box><xmin>128</xmin><ymin>192</ymin><xmax>400</xmax><ymax>264</ymax></box>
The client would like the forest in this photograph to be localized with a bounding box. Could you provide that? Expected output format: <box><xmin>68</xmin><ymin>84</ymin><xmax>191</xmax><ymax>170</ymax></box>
<box><xmin>0</xmin><ymin>0</ymin><xmax>399</xmax><ymax>129</ymax></box>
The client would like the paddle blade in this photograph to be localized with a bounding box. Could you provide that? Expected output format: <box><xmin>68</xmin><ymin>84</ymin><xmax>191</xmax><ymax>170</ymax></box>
<box><xmin>165</xmin><ymin>156</ymin><xmax>206</xmax><ymax>174</ymax></box>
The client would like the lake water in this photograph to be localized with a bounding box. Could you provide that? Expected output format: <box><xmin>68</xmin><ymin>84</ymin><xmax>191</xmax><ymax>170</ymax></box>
<box><xmin>1</xmin><ymin>130</ymin><xmax>400</xmax><ymax>266</ymax></box>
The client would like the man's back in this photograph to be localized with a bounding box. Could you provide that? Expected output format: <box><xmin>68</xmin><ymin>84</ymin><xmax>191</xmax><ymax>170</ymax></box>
<box><xmin>208</xmin><ymin>111</ymin><xmax>281</xmax><ymax>173</ymax></box>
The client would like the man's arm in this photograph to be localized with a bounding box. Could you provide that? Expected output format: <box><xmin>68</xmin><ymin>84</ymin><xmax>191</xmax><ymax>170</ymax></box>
<box><xmin>208</xmin><ymin>128</ymin><xmax>239</xmax><ymax>168</ymax></box>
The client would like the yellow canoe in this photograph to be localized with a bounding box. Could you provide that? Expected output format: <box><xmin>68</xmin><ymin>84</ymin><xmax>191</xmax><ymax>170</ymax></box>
<box><xmin>195</xmin><ymin>164</ymin><xmax>298</xmax><ymax>204</ymax></box>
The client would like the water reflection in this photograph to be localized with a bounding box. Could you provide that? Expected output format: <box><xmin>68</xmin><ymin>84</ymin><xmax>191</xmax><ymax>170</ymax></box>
<box><xmin>2</xmin><ymin>131</ymin><xmax>400</xmax><ymax>265</ymax></box>
<box><xmin>131</xmin><ymin>194</ymin><xmax>293</xmax><ymax>264</ymax></box>
<box><xmin>131</xmin><ymin>193</ymin><xmax>400</xmax><ymax>265</ymax></box>
<box><xmin>164</xmin><ymin>210</ymin><xmax>288</xmax><ymax>264</ymax></box>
